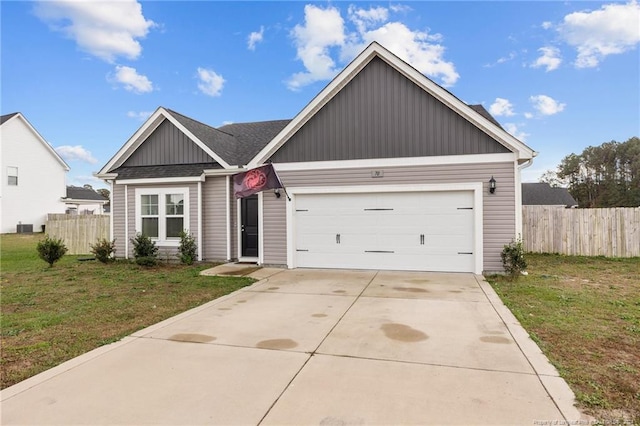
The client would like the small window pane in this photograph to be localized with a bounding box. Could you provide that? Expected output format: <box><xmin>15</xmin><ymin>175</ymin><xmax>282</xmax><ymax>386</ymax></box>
<box><xmin>141</xmin><ymin>194</ymin><xmax>158</xmax><ymax>215</ymax></box>
<box><xmin>166</xmin><ymin>217</ymin><xmax>183</xmax><ymax>238</ymax></box>
<box><xmin>166</xmin><ymin>194</ymin><xmax>184</xmax><ymax>215</ymax></box>
<box><xmin>7</xmin><ymin>167</ymin><xmax>17</xmax><ymax>186</ymax></box>
<box><xmin>142</xmin><ymin>217</ymin><xmax>159</xmax><ymax>238</ymax></box>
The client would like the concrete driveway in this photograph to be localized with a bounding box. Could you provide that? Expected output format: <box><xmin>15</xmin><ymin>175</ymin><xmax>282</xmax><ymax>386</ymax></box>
<box><xmin>1</xmin><ymin>268</ymin><xmax>588</xmax><ymax>425</ymax></box>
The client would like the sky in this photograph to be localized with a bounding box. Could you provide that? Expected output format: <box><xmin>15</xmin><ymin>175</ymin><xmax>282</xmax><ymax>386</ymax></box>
<box><xmin>1</xmin><ymin>1</ymin><xmax>639</xmax><ymax>189</ymax></box>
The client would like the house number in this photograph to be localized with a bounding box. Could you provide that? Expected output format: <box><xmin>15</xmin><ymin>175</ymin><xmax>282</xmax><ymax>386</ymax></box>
<box><xmin>371</xmin><ymin>170</ymin><xmax>384</xmax><ymax>178</ymax></box>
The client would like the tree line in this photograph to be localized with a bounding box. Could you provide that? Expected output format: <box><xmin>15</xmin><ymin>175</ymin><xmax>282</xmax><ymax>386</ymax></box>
<box><xmin>541</xmin><ymin>136</ymin><xmax>639</xmax><ymax>208</ymax></box>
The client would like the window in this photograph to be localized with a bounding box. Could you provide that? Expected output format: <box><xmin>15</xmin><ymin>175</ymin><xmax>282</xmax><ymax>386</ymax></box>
<box><xmin>7</xmin><ymin>167</ymin><xmax>18</xmax><ymax>186</ymax></box>
<box><xmin>135</xmin><ymin>188</ymin><xmax>189</xmax><ymax>243</ymax></box>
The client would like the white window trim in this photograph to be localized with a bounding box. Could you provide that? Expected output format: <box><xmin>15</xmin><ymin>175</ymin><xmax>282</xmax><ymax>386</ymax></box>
<box><xmin>7</xmin><ymin>166</ymin><xmax>18</xmax><ymax>186</ymax></box>
<box><xmin>135</xmin><ymin>187</ymin><xmax>190</xmax><ymax>246</ymax></box>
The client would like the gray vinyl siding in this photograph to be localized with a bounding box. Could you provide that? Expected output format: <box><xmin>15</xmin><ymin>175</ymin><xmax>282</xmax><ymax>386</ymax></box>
<box><xmin>263</xmin><ymin>161</ymin><xmax>515</xmax><ymax>272</ymax></box>
<box><xmin>122</xmin><ymin>120</ymin><xmax>215</xmax><ymax>167</ymax></box>
<box><xmin>112</xmin><ymin>183</ymin><xmax>126</xmax><ymax>257</ymax></box>
<box><xmin>116</xmin><ymin>183</ymin><xmax>199</xmax><ymax>260</ymax></box>
<box><xmin>263</xmin><ymin>191</ymin><xmax>287</xmax><ymax>265</ymax></box>
<box><xmin>202</xmin><ymin>176</ymin><xmax>228</xmax><ymax>261</ymax></box>
<box><xmin>269</xmin><ymin>57</ymin><xmax>509</xmax><ymax>163</ymax></box>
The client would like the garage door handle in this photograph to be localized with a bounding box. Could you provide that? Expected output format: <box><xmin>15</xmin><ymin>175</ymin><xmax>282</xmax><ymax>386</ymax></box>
<box><xmin>336</xmin><ymin>234</ymin><xmax>341</xmax><ymax>244</ymax></box>
<box><xmin>420</xmin><ymin>234</ymin><xmax>424</xmax><ymax>245</ymax></box>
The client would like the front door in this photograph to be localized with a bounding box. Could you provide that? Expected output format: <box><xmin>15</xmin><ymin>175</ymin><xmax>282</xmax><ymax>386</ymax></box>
<box><xmin>241</xmin><ymin>195</ymin><xmax>259</xmax><ymax>257</ymax></box>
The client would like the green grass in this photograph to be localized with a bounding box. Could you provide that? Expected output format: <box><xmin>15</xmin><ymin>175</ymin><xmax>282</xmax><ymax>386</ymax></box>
<box><xmin>0</xmin><ymin>233</ymin><xmax>254</xmax><ymax>389</ymax></box>
<box><xmin>487</xmin><ymin>253</ymin><xmax>640</xmax><ymax>424</ymax></box>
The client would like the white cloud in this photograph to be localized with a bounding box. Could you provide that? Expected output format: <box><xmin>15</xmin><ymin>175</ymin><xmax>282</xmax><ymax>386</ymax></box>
<box><xmin>389</xmin><ymin>4</ymin><xmax>412</xmax><ymax>14</ymax></box>
<box><xmin>344</xmin><ymin>21</ymin><xmax>458</xmax><ymax>86</ymax></box>
<box><xmin>524</xmin><ymin>112</ymin><xmax>534</xmax><ymax>119</ymax></box>
<box><xmin>56</xmin><ymin>145</ymin><xmax>98</xmax><ymax>164</ymax></box>
<box><xmin>503</xmin><ymin>123</ymin><xmax>529</xmax><ymax>142</ymax></box>
<box><xmin>287</xmin><ymin>5</ymin><xmax>346</xmax><ymax>90</ymax></box>
<box><xmin>348</xmin><ymin>5</ymin><xmax>388</xmax><ymax>33</ymax></box>
<box><xmin>112</xmin><ymin>65</ymin><xmax>153</xmax><ymax>93</ymax></box>
<box><xmin>489</xmin><ymin>98</ymin><xmax>515</xmax><ymax>117</ymax></box>
<box><xmin>484</xmin><ymin>52</ymin><xmax>517</xmax><ymax>68</ymax></box>
<box><xmin>541</xmin><ymin>21</ymin><xmax>553</xmax><ymax>30</ymax></box>
<box><xmin>197</xmin><ymin>67</ymin><xmax>225</xmax><ymax>97</ymax></box>
<box><xmin>287</xmin><ymin>4</ymin><xmax>459</xmax><ymax>90</ymax></box>
<box><xmin>248</xmin><ymin>26</ymin><xmax>264</xmax><ymax>50</ymax></box>
<box><xmin>127</xmin><ymin>110</ymin><xmax>153</xmax><ymax>121</ymax></box>
<box><xmin>558</xmin><ymin>1</ymin><xmax>640</xmax><ymax>68</ymax></box>
<box><xmin>530</xmin><ymin>95</ymin><xmax>566</xmax><ymax>115</ymax></box>
<box><xmin>34</xmin><ymin>0</ymin><xmax>155</xmax><ymax>63</ymax></box>
<box><xmin>531</xmin><ymin>46</ymin><xmax>562</xmax><ymax>71</ymax></box>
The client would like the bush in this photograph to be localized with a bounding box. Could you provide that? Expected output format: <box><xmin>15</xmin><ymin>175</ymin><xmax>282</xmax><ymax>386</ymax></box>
<box><xmin>36</xmin><ymin>235</ymin><xmax>68</xmax><ymax>267</ymax></box>
<box><xmin>130</xmin><ymin>233</ymin><xmax>158</xmax><ymax>266</ymax></box>
<box><xmin>90</xmin><ymin>238</ymin><xmax>116</xmax><ymax>263</ymax></box>
<box><xmin>501</xmin><ymin>236</ymin><xmax>527</xmax><ymax>280</ymax></box>
<box><xmin>178</xmin><ymin>231</ymin><xmax>198</xmax><ymax>265</ymax></box>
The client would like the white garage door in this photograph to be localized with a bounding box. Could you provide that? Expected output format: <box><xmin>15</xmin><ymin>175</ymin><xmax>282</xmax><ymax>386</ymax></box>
<box><xmin>294</xmin><ymin>191</ymin><xmax>475</xmax><ymax>272</ymax></box>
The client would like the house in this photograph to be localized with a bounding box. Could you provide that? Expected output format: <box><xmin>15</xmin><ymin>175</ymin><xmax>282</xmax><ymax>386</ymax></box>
<box><xmin>0</xmin><ymin>112</ymin><xmax>69</xmax><ymax>233</ymax></box>
<box><xmin>63</xmin><ymin>185</ymin><xmax>109</xmax><ymax>215</ymax></box>
<box><xmin>522</xmin><ymin>183</ymin><xmax>578</xmax><ymax>208</ymax></box>
<box><xmin>96</xmin><ymin>42</ymin><xmax>536</xmax><ymax>273</ymax></box>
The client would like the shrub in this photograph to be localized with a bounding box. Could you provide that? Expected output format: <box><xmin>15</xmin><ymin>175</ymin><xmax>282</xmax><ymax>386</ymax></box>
<box><xmin>501</xmin><ymin>236</ymin><xmax>527</xmax><ymax>280</ymax></box>
<box><xmin>90</xmin><ymin>238</ymin><xmax>116</xmax><ymax>263</ymax></box>
<box><xmin>36</xmin><ymin>235</ymin><xmax>68</xmax><ymax>267</ymax></box>
<box><xmin>130</xmin><ymin>233</ymin><xmax>158</xmax><ymax>266</ymax></box>
<box><xmin>178</xmin><ymin>231</ymin><xmax>198</xmax><ymax>265</ymax></box>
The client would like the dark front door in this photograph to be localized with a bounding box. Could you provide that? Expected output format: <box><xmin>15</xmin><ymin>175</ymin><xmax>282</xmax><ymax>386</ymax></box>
<box><xmin>241</xmin><ymin>195</ymin><xmax>259</xmax><ymax>257</ymax></box>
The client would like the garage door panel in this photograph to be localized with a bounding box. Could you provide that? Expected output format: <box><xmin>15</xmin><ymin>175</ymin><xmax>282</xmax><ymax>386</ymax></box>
<box><xmin>294</xmin><ymin>191</ymin><xmax>476</xmax><ymax>273</ymax></box>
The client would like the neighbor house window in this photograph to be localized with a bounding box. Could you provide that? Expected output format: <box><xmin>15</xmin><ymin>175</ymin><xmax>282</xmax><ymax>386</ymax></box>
<box><xmin>7</xmin><ymin>167</ymin><xmax>18</xmax><ymax>186</ymax></box>
<box><xmin>135</xmin><ymin>188</ymin><xmax>189</xmax><ymax>243</ymax></box>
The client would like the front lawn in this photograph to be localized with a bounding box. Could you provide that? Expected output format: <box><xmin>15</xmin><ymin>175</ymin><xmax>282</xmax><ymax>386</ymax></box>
<box><xmin>487</xmin><ymin>253</ymin><xmax>639</xmax><ymax>424</ymax></box>
<box><xmin>0</xmin><ymin>233</ymin><xmax>254</xmax><ymax>389</ymax></box>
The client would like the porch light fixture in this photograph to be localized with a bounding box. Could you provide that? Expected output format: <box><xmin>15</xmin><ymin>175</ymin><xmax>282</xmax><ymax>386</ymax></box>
<box><xmin>489</xmin><ymin>176</ymin><xmax>496</xmax><ymax>194</ymax></box>
<box><xmin>274</xmin><ymin>188</ymin><xmax>281</xmax><ymax>198</ymax></box>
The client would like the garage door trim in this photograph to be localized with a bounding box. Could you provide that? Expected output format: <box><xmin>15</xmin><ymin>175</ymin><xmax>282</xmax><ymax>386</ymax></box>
<box><xmin>285</xmin><ymin>183</ymin><xmax>484</xmax><ymax>274</ymax></box>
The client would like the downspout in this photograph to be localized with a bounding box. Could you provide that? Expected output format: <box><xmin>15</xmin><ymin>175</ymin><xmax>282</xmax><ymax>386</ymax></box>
<box><xmin>516</xmin><ymin>157</ymin><xmax>535</xmax><ymax>238</ymax></box>
<box><xmin>109</xmin><ymin>180</ymin><xmax>114</xmax><ymax>242</ymax></box>
<box><xmin>225</xmin><ymin>175</ymin><xmax>231</xmax><ymax>261</ymax></box>
<box><xmin>124</xmin><ymin>184</ymin><xmax>129</xmax><ymax>259</ymax></box>
<box><xmin>197</xmin><ymin>180</ymin><xmax>203</xmax><ymax>261</ymax></box>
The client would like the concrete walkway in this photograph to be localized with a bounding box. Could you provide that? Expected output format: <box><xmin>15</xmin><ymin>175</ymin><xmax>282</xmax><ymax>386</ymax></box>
<box><xmin>1</xmin><ymin>267</ymin><xmax>590</xmax><ymax>425</ymax></box>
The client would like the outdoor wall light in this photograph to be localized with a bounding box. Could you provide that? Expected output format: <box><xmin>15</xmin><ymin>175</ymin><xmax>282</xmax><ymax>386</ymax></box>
<box><xmin>489</xmin><ymin>176</ymin><xmax>496</xmax><ymax>194</ymax></box>
<box><xmin>274</xmin><ymin>188</ymin><xmax>281</xmax><ymax>198</ymax></box>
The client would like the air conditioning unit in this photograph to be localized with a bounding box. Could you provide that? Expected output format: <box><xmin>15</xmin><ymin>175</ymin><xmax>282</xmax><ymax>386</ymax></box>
<box><xmin>17</xmin><ymin>224</ymin><xmax>33</xmax><ymax>233</ymax></box>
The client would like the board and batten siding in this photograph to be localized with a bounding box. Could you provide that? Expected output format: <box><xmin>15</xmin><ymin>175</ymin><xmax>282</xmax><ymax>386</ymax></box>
<box><xmin>202</xmin><ymin>177</ymin><xmax>227</xmax><ymax>260</ymax></box>
<box><xmin>262</xmin><ymin>161</ymin><xmax>515</xmax><ymax>272</ymax></box>
<box><xmin>121</xmin><ymin>120</ymin><xmax>214</xmax><ymax>167</ymax></box>
<box><xmin>269</xmin><ymin>57</ymin><xmax>509</xmax><ymax>164</ymax></box>
<box><xmin>111</xmin><ymin>183</ymin><xmax>200</xmax><ymax>259</ymax></box>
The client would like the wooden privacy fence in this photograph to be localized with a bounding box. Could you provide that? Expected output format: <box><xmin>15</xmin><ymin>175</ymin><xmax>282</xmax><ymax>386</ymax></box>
<box><xmin>522</xmin><ymin>206</ymin><xmax>640</xmax><ymax>257</ymax></box>
<box><xmin>45</xmin><ymin>214</ymin><xmax>110</xmax><ymax>255</ymax></box>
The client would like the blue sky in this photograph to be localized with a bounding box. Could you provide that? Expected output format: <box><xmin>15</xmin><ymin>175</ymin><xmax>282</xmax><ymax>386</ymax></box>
<box><xmin>2</xmin><ymin>1</ymin><xmax>639</xmax><ymax>189</ymax></box>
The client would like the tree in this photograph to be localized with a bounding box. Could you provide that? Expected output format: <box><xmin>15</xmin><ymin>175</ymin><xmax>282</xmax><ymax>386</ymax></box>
<box><xmin>554</xmin><ymin>137</ymin><xmax>640</xmax><ymax>207</ymax></box>
<box><xmin>96</xmin><ymin>188</ymin><xmax>110</xmax><ymax>200</ymax></box>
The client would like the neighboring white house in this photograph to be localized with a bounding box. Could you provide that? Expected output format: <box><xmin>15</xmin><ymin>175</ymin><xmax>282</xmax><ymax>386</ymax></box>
<box><xmin>0</xmin><ymin>112</ymin><xmax>69</xmax><ymax>233</ymax></box>
<box><xmin>63</xmin><ymin>185</ymin><xmax>109</xmax><ymax>215</ymax></box>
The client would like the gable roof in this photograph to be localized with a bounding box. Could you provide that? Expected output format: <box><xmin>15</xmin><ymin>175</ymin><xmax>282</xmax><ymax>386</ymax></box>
<box><xmin>218</xmin><ymin>120</ymin><xmax>291</xmax><ymax>165</ymax></box>
<box><xmin>1</xmin><ymin>112</ymin><xmax>70</xmax><ymax>171</ymax></box>
<box><xmin>65</xmin><ymin>186</ymin><xmax>108</xmax><ymax>202</ymax></box>
<box><xmin>249</xmin><ymin>42</ymin><xmax>536</xmax><ymax>167</ymax></box>
<box><xmin>1</xmin><ymin>112</ymin><xmax>19</xmax><ymax>124</ymax></box>
<box><xmin>97</xmin><ymin>107</ymin><xmax>291</xmax><ymax>178</ymax></box>
<box><xmin>522</xmin><ymin>183</ymin><xmax>578</xmax><ymax>206</ymax></box>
